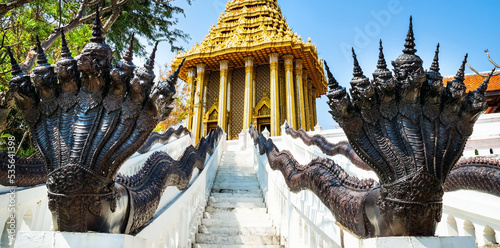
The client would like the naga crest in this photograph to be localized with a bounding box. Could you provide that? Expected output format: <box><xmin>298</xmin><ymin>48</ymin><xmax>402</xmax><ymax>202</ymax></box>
<box><xmin>7</xmin><ymin>7</ymin><xmax>188</xmax><ymax>233</ymax></box>
<box><xmin>325</xmin><ymin>16</ymin><xmax>493</xmax><ymax>235</ymax></box>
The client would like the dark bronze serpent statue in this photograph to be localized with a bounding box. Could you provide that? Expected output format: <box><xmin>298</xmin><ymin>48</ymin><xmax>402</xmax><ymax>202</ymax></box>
<box><xmin>250</xmin><ymin>17</ymin><xmax>498</xmax><ymax>237</ymax></box>
<box><xmin>2</xmin><ymin>8</ymin><xmax>225</xmax><ymax>234</ymax></box>
<box><xmin>284</xmin><ymin>126</ymin><xmax>500</xmax><ymax>198</ymax></box>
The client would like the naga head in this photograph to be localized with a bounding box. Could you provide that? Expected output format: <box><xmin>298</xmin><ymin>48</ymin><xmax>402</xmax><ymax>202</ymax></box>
<box><xmin>350</xmin><ymin>48</ymin><xmax>374</xmax><ymax>109</ymax></box>
<box><xmin>75</xmin><ymin>7</ymin><xmax>113</xmax><ymax>93</ymax></box>
<box><xmin>56</xmin><ymin>30</ymin><xmax>81</xmax><ymax>94</ymax></box>
<box><xmin>7</xmin><ymin>47</ymin><xmax>38</xmax><ymax>112</ymax></box>
<box><xmin>147</xmin><ymin>58</ymin><xmax>185</xmax><ymax>120</ymax></box>
<box><xmin>109</xmin><ymin>33</ymin><xmax>136</xmax><ymax>97</ymax></box>
<box><xmin>31</xmin><ymin>35</ymin><xmax>59</xmax><ymax>100</ymax></box>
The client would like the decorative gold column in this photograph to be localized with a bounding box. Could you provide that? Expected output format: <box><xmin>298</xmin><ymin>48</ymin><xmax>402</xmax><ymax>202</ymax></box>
<box><xmin>295</xmin><ymin>59</ymin><xmax>306</xmax><ymax>130</ymax></box>
<box><xmin>312</xmin><ymin>86</ymin><xmax>317</xmax><ymax>127</ymax></box>
<box><xmin>307</xmin><ymin>81</ymin><xmax>313</xmax><ymax>131</ymax></box>
<box><xmin>192</xmin><ymin>63</ymin><xmax>206</xmax><ymax>144</ymax></box>
<box><xmin>283</xmin><ymin>54</ymin><xmax>296</xmax><ymax>129</ymax></box>
<box><xmin>227</xmin><ymin>68</ymin><xmax>233</xmax><ymax>139</ymax></box>
<box><xmin>303</xmin><ymin>70</ymin><xmax>310</xmax><ymax>131</ymax></box>
<box><xmin>186</xmin><ymin>67</ymin><xmax>196</xmax><ymax>131</ymax></box>
<box><xmin>243</xmin><ymin>56</ymin><xmax>254</xmax><ymax>131</ymax></box>
<box><xmin>218</xmin><ymin>60</ymin><xmax>229</xmax><ymax>132</ymax></box>
<box><xmin>269</xmin><ymin>53</ymin><xmax>280</xmax><ymax>136</ymax></box>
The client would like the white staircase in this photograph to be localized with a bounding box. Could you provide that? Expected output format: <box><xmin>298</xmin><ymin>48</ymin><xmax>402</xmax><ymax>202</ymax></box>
<box><xmin>193</xmin><ymin>151</ymin><xmax>282</xmax><ymax>248</ymax></box>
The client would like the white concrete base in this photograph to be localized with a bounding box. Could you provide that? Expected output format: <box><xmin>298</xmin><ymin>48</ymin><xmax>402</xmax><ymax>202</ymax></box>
<box><xmin>358</xmin><ymin>236</ymin><xmax>475</xmax><ymax>248</ymax></box>
<box><xmin>14</xmin><ymin>231</ymin><xmax>147</xmax><ymax>248</ymax></box>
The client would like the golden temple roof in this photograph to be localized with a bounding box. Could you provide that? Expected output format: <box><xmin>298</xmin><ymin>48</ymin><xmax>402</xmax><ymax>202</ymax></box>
<box><xmin>171</xmin><ymin>0</ymin><xmax>327</xmax><ymax>96</ymax></box>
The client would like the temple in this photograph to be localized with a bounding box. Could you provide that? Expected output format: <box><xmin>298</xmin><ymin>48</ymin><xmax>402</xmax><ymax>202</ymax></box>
<box><xmin>171</xmin><ymin>0</ymin><xmax>326</xmax><ymax>142</ymax></box>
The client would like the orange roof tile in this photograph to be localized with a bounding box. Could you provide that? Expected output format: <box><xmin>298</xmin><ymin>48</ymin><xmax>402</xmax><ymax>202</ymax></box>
<box><xmin>443</xmin><ymin>72</ymin><xmax>500</xmax><ymax>92</ymax></box>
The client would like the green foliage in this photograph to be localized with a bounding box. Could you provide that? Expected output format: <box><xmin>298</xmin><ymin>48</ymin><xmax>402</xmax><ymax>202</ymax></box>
<box><xmin>0</xmin><ymin>0</ymin><xmax>92</xmax><ymax>89</ymax></box>
<box><xmin>17</xmin><ymin>146</ymin><xmax>36</xmax><ymax>157</ymax></box>
<box><xmin>0</xmin><ymin>0</ymin><xmax>191</xmax><ymax>157</ymax></box>
<box><xmin>104</xmin><ymin>0</ymin><xmax>191</xmax><ymax>60</ymax></box>
<box><xmin>0</xmin><ymin>106</ymin><xmax>34</xmax><ymax>156</ymax></box>
<box><xmin>0</xmin><ymin>0</ymin><xmax>191</xmax><ymax>88</ymax></box>
<box><xmin>0</xmin><ymin>132</ymin><xmax>12</xmax><ymax>145</ymax></box>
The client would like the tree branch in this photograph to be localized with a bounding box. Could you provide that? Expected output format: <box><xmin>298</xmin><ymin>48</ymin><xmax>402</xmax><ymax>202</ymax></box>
<box><xmin>467</xmin><ymin>63</ymin><xmax>488</xmax><ymax>78</ymax></box>
<box><xmin>103</xmin><ymin>0</ymin><xmax>128</xmax><ymax>34</ymax></box>
<box><xmin>20</xmin><ymin>1</ymin><xmax>128</xmax><ymax>73</ymax></box>
<box><xmin>485</xmin><ymin>49</ymin><xmax>500</xmax><ymax>68</ymax></box>
<box><xmin>153</xmin><ymin>0</ymin><xmax>175</xmax><ymax>4</ymax></box>
<box><xmin>0</xmin><ymin>0</ymin><xmax>37</xmax><ymax>18</ymax></box>
<box><xmin>467</xmin><ymin>62</ymin><xmax>500</xmax><ymax>78</ymax></box>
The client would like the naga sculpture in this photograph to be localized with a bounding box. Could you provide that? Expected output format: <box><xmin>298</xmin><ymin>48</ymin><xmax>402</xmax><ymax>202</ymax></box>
<box><xmin>3</xmin><ymin>8</ymin><xmax>223</xmax><ymax>234</ymax></box>
<box><xmin>284</xmin><ymin>125</ymin><xmax>371</xmax><ymax>171</ymax></box>
<box><xmin>0</xmin><ymin>125</ymin><xmax>195</xmax><ymax>187</ymax></box>
<box><xmin>137</xmin><ymin>125</ymin><xmax>191</xmax><ymax>154</ymax></box>
<box><xmin>284</xmin><ymin>125</ymin><xmax>500</xmax><ymax>198</ymax></box>
<box><xmin>250</xmin><ymin>17</ymin><xmax>497</xmax><ymax>237</ymax></box>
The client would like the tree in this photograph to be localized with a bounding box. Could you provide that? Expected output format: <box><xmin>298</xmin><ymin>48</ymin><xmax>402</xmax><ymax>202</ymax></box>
<box><xmin>0</xmin><ymin>0</ymin><xmax>191</xmax><ymax>152</ymax></box>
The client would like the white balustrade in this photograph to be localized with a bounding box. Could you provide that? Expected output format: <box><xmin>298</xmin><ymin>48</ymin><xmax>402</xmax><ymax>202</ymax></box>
<box><xmin>250</xmin><ymin>112</ymin><xmax>500</xmax><ymax>247</ymax></box>
<box><xmin>2</xmin><ymin>109</ymin><xmax>499</xmax><ymax>248</ymax></box>
<box><xmin>119</xmin><ymin>132</ymin><xmax>192</xmax><ymax>176</ymax></box>
<box><xmin>463</xmin><ymin>112</ymin><xmax>500</xmax><ymax>157</ymax></box>
<box><xmin>0</xmin><ymin>130</ymin><xmax>223</xmax><ymax>248</ymax></box>
<box><xmin>0</xmin><ymin>185</ymin><xmax>52</xmax><ymax>247</ymax></box>
<box><xmin>135</xmin><ymin>133</ymin><xmax>225</xmax><ymax>248</ymax></box>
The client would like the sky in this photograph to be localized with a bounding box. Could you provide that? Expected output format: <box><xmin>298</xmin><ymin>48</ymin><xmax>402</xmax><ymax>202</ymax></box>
<box><xmin>140</xmin><ymin>0</ymin><xmax>500</xmax><ymax>130</ymax></box>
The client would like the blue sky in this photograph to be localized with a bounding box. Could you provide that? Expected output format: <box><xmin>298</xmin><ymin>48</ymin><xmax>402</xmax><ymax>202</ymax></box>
<box><xmin>146</xmin><ymin>0</ymin><xmax>500</xmax><ymax>130</ymax></box>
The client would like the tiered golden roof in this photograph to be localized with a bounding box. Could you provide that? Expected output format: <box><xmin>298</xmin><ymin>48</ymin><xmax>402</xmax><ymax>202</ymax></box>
<box><xmin>172</xmin><ymin>0</ymin><xmax>327</xmax><ymax>96</ymax></box>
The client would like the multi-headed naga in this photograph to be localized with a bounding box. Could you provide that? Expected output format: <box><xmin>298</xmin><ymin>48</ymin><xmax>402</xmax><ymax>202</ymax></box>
<box><xmin>326</xmin><ymin>17</ymin><xmax>496</xmax><ymax>235</ymax></box>
<box><xmin>3</xmin><ymin>8</ymin><xmax>223</xmax><ymax>234</ymax></box>
<box><xmin>250</xmin><ymin>17</ymin><xmax>497</xmax><ymax>237</ymax></box>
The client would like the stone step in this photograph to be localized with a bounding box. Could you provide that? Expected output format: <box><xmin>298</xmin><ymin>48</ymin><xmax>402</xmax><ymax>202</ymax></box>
<box><xmin>198</xmin><ymin>225</ymin><xmax>276</xmax><ymax>235</ymax></box>
<box><xmin>215</xmin><ymin>173</ymin><xmax>257</xmax><ymax>178</ymax></box>
<box><xmin>207</xmin><ymin>201</ymin><xmax>265</xmax><ymax>209</ymax></box>
<box><xmin>216</xmin><ymin>168</ymin><xmax>255</xmax><ymax>172</ymax></box>
<box><xmin>214</xmin><ymin>175</ymin><xmax>257</xmax><ymax>180</ymax></box>
<box><xmin>211</xmin><ymin>188</ymin><xmax>261</xmax><ymax>194</ymax></box>
<box><xmin>213</xmin><ymin>180</ymin><xmax>259</xmax><ymax>185</ymax></box>
<box><xmin>218</xmin><ymin>163</ymin><xmax>253</xmax><ymax>167</ymax></box>
<box><xmin>216</xmin><ymin>172</ymin><xmax>255</xmax><ymax>176</ymax></box>
<box><xmin>211</xmin><ymin>185</ymin><xmax>261</xmax><ymax>192</ymax></box>
<box><xmin>213</xmin><ymin>181</ymin><xmax>260</xmax><ymax>188</ymax></box>
<box><xmin>203</xmin><ymin>211</ymin><xmax>270</xmax><ymax>220</ymax></box>
<box><xmin>195</xmin><ymin>234</ymin><xmax>280</xmax><ymax>245</ymax></box>
<box><xmin>219</xmin><ymin>159</ymin><xmax>253</xmax><ymax>163</ymax></box>
<box><xmin>195</xmin><ymin>151</ymin><xmax>280</xmax><ymax>247</ymax></box>
<box><xmin>216</xmin><ymin>167</ymin><xmax>254</xmax><ymax>171</ymax></box>
<box><xmin>219</xmin><ymin>162</ymin><xmax>252</xmax><ymax>165</ymax></box>
<box><xmin>214</xmin><ymin>177</ymin><xmax>257</xmax><ymax>181</ymax></box>
<box><xmin>210</xmin><ymin>192</ymin><xmax>262</xmax><ymax>198</ymax></box>
<box><xmin>204</xmin><ymin>206</ymin><xmax>268</xmax><ymax>215</ymax></box>
<box><xmin>194</xmin><ymin>244</ymin><xmax>282</xmax><ymax>248</ymax></box>
<box><xmin>221</xmin><ymin>155</ymin><xmax>252</xmax><ymax>159</ymax></box>
<box><xmin>209</xmin><ymin>197</ymin><xmax>263</xmax><ymax>204</ymax></box>
<box><xmin>215</xmin><ymin>172</ymin><xmax>256</xmax><ymax>176</ymax></box>
<box><xmin>220</xmin><ymin>159</ymin><xmax>252</xmax><ymax>163</ymax></box>
<box><xmin>201</xmin><ymin>218</ymin><xmax>273</xmax><ymax>227</ymax></box>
